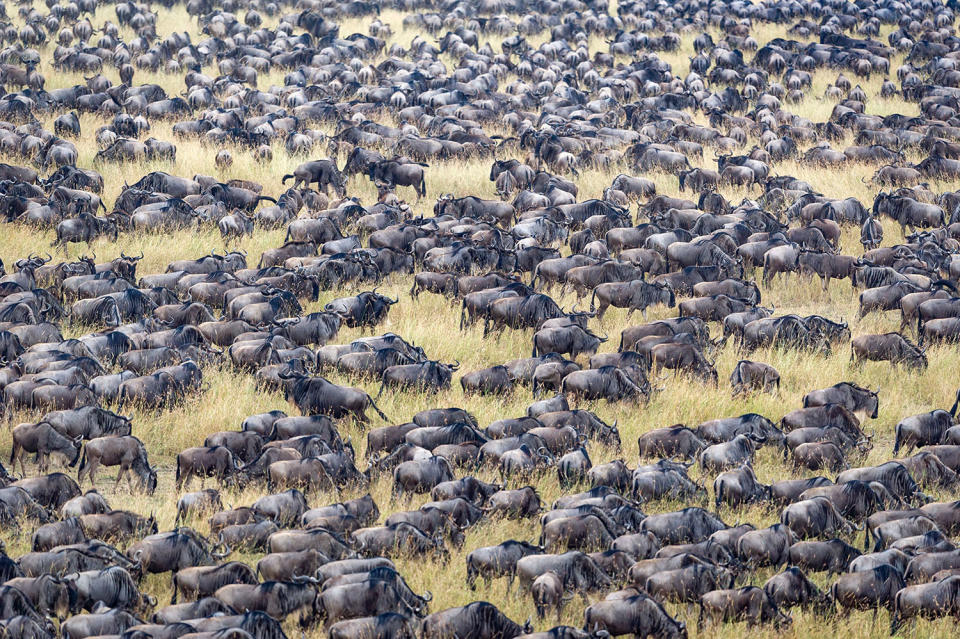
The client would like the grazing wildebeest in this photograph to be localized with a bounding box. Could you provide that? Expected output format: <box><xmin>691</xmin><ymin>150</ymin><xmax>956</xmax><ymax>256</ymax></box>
<box><xmin>851</xmin><ymin>333</ymin><xmax>927</xmax><ymax>370</ymax></box>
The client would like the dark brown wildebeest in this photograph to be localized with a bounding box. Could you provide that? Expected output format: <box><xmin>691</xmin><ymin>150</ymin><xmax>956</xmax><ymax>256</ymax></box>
<box><xmin>176</xmin><ymin>446</ymin><xmax>241</xmax><ymax>490</ymax></box>
<box><xmin>737</xmin><ymin>524</ymin><xmax>797</xmax><ymax>568</ymax></box>
<box><xmin>797</xmin><ymin>251</ymin><xmax>857</xmax><ymax>290</ymax></box>
<box><xmin>172</xmin><ymin>561</ymin><xmax>258</xmax><ymax>603</ymax></box>
<box><xmin>76</xmin><ymin>436</ymin><xmax>157</xmax><ymax>493</ymax></box>
<box><xmin>831</xmin><ymin>564</ymin><xmax>905</xmax><ymax>613</ymax></box>
<box><xmin>582</xmin><ymin>594</ymin><xmax>686</xmax><ymax>639</ymax></box>
<box><xmin>851</xmin><ymin>333</ymin><xmax>927</xmax><ymax>370</ymax></box>
<box><xmin>650</xmin><ymin>343</ymin><xmax>718</xmax><ymax>386</ymax></box>
<box><xmin>894</xmin><ymin>410</ymin><xmax>956</xmax><ymax>456</ymax></box>
<box><xmin>677</xmin><ymin>294</ymin><xmax>753</xmax><ymax>322</ymax></box>
<box><xmin>889</xmin><ymin>575</ymin><xmax>960</xmax><ymax>634</ymax></box>
<box><xmin>729</xmin><ymin>360</ymin><xmax>780</xmax><ymax>395</ymax></box>
<box><xmin>781</xmin><ymin>496</ymin><xmax>858</xmax><ymax>539</ymax></box>
<box><xmin>638</xmin><ymin>426</ymin><xmax>707</xmax><ymax>461</ymax></box>
<box><xmin>803</xmin><ymin>382</ymin><xmax>879</xmax><ymax>419</ymax></box>
<box><xmin>763</xmin><ymin>566</ymin><xmax>830</xmax><ymax>613</ymax></box>
<box><xmin>698</xmin><ymin>586</ymin><xmax>791</xmax><ymax>629</ymax></box>
<box><xmin>791</xmin><ymin>442</ymin><xmax>849</xmax><ymax>472</ymax></box>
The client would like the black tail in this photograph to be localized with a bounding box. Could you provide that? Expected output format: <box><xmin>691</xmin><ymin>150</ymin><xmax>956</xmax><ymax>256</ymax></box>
<box><xmin>68</xmin><ymin>443</ymin><xmax>82</xmax><ymax>467</ymax></box>
<box><xmin>951</xmin><ymin>388</ymin><xmax>960</xmax><ymax>419</ymax></box>
<box><xmin>368</xmin><ymin>394</ymin><xmax>390</xmax><ymax>421</ymax></box>
<box><xmin>77</xmin><ymin>447</ymin><xmax>87</xmax><ymax>478</ymax></box>
<box><xmin>281</xmin><ymin>174</ymin><xmax>293</xmax><ymax>184</ymax></box>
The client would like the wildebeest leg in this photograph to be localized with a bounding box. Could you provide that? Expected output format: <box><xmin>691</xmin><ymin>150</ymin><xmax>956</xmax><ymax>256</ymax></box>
<box><xmin>87</xmin><ymin>458</ymin><xmax>100</xmax><ymax>486</ymax></box>
<box><xmin>16</xmin><ymin>448</ymin><xmax>27</xmax><ymax>477</ymax></box>
<box><xmin>697</xmin><ymin>605</ymin><xmax>709</xmax><ymax>633</ymax></box>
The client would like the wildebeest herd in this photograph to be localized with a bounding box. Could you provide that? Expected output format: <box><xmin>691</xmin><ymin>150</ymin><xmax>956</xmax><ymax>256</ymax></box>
<box><xmin>5</xmin><ymin>0</ymin><xmax>960</xmax><ymax>638</ymax></box>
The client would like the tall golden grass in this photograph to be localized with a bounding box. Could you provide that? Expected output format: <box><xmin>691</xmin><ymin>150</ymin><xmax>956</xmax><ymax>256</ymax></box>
<box><xmin>0</xmin><ymin>1</ymin><xmax>958</xmax><ymax>637</ymax></box>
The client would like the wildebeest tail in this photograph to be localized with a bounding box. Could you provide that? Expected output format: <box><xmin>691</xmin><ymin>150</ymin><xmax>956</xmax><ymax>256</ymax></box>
<box><xmin>257</xmin><ymin>195</ymin><xmax>277</xmax><ymax>205</ymax></box>
<box><xmin>281</xmin><ymin>174</ymin><xmax>293</xmax><ymax>184</ymax></box>
<box><xmin>589</xmin><ymin>288</ymin><xmax>597</xmax><ymax>313</ymax></box>
<box><xmin>951</xmin><ymin>388</ymin><xmax>960</xmax><ymax>419</ymax></box>
<box><xmin>368</xmin><ymin>393</ymin><xmax>390</xmax><ymax>421</ymax></box>
<box><xmin>77</xmin><ymin>446</ymin><xmax>87</xmax><ymax>477</ymax></box>
<box><xmin>69</xmin><ymin>440</ymin><xmax>82</xmax><ymax>467</ymax></box>
<box><xmin>175</xmin><ymin>454</ymin><xmax>181</xmax><ymax>484</ymax></box>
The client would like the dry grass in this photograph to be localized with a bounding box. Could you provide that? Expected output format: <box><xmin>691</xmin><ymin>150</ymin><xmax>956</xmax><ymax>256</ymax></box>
<box><xmin>0</xmin><ymin>1</ymin><xmax>959</xmax><ymax>638</ymax></box>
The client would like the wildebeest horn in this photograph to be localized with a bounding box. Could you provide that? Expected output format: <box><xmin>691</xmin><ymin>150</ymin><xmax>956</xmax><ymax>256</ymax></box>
<box><xmin>422</xmin><ymin>590</ymin><xmax>433</xmax><ymax>601</ymax></box>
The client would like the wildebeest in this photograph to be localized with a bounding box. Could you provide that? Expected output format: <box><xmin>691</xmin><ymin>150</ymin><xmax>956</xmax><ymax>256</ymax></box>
<box><xmin>831</xmin><ymin>564</ymin><xmax>905</xmax><ymax>613</ymax></box>
<box><xmin>420</xmin><ymin>602</ymin><xmax>532</xmax><ymax>639</ymax></box>
<box><xmin>781</xmin><ymin>497</ymin><xmax>858</xmax><ymax>539</ymax></box>
<box><xmin>698</xmin><ymin>587</ymin><xmax>791</xmax><ymax>628</ymax></box>
<box><xmin>10</xmin><ymin>422</ymin><xmax>82</xmax><ymax>475</ymax></box>
<box><xmin>803</xmin><ymin>382</ymin><xmax>879</xmax><ymax>419</ymax></box>
<box><xmin>76</xmin><ymin>436</ymin><xmax>157</xmax><ymax>493</ymax></box>
<box><xmin>589</xmin><ymin>280</ymin><xmax>675</xmax><ymax>320</ymax></box>
<box><xmin>851</xmin><ymin>333</ymin><xmax>927</xmax><ymax>370</ymax></box>
<box><xmin>282</xmin><ymin>373</ymin><xmax>390</xmax><ymax>424</ymax></box>
<box><xmin>889</xmin><ymin>575</ymin><xmax>960</xmax><ymax>634</ymax></box>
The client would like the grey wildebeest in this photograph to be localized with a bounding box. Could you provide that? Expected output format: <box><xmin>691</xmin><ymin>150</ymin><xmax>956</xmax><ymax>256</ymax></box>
<box><xmin>10</xmin><ymin>421</ymin><xmax>82</xmax><ymax>474</ymax></box>
<box><xmin>589</xmin><ymin>280</ymin><xmax>675</xmax><ymax>320</ymax></box>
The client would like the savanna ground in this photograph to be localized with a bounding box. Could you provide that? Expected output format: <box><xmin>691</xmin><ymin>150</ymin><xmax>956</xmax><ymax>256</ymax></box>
<box><xmin>0</xmin><ymin>1</ymin><xmax>959</xmax><ymax>638</ymax></box>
